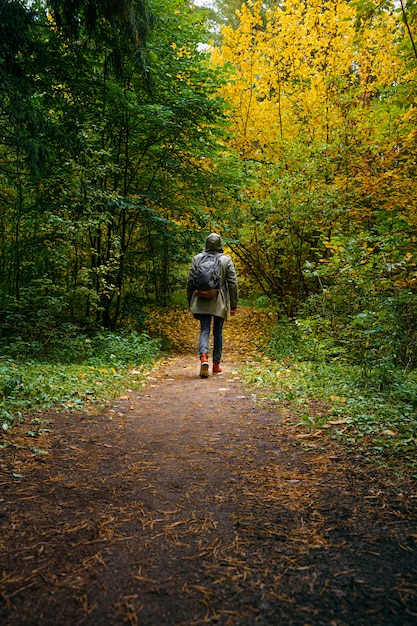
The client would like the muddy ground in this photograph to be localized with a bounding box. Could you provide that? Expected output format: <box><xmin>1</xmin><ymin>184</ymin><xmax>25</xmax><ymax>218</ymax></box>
<box><xmin>1</xmin><ymin>313</ymin><xmax>417</xmax><ymax>625</ymax></box>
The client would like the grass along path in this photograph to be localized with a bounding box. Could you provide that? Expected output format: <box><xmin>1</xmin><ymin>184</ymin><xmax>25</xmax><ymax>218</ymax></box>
<box><xmin>1</xmin><ymin>308</ymin><xmax>416</xmax><ymax>624</ymax></box>
<box><xmin>147</xmin><ymin>306</ymin><xmax>417</xmax><ymax>475</ymax></box>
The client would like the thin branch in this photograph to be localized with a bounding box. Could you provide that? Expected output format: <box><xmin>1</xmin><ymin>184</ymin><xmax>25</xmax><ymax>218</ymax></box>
<box><xmin>400</xmin><ymin>0</ymin><xmax>417</xmax><ymax>62</ymax></box>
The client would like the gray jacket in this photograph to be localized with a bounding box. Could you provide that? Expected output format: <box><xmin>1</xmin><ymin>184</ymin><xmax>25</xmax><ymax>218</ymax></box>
<box><xmin>187</xmin><ymin>233</ymin><xmax>238</xmax><ymax>321</ymax></box>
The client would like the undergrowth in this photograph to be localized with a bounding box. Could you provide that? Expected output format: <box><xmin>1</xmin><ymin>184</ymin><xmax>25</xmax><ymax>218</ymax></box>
<box><xmin>0</xmin><ymin>330</ymin><xmax>160</xmax><ymax>434</ymax></box>
<box><xmin>241</xmin><ymin>316</ymin><xmax>417</xmax><ymax>471</ymax></box>
<box><xmin>2</xmin><ymin>307</ymin><xmax>417</xmax><ymax>473</ymax></box>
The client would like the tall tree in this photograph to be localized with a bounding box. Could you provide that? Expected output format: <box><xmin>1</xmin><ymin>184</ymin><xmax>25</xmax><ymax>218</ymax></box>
<box><xmin>0</xmin><ymin>0</ymin><xmax>230</xmax><ymax>332</ymax></box>
<box><xmin>213</xmin><ymin>0</ymin><xmax>416</xmax><ymax>326</ymax></box>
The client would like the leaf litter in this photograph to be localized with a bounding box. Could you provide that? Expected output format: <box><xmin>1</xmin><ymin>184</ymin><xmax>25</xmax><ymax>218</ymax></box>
<box><xmin>0</xmin><ymin>307</ymin><xmax>416</xmax><ymax>625</ymax></box>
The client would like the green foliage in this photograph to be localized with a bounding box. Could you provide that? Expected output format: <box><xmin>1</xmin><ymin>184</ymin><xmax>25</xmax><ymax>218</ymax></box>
<box><xmin>0</xmin><ymin>330</ymin><xmax>160</xmax><ymax>430</ymax></box>
<box><xmin>302</xmin><ymin>227</ymin><xmax>417</xmax><ymax>376</ymax></box>
<box><xmin>218</xmin><ymin>140</ymin><xmax>343</xmax><ymax>314</ymax></box>
<box><xmin>244</xmin><ymin>316</ymin><xmax>417</xmax><ymax>467</ymax></box>
<box><xmin>88</xmin><ymin>330</ymin><xmax>160</xmax><ymax>367</ymax></box>
<box><xmin>269</xmin><ymin>316</ymin><xmax>347</xmax><ymax>363</ymax></box>
<box><xmin>0</xmin><ymin>0</ymin><xmax>232</xmax><ymax>334</ymax></box>
<box><xmin>0</xmin><ymin>322</ymin><xmax>160</xmax><ymax>363</ymax></box>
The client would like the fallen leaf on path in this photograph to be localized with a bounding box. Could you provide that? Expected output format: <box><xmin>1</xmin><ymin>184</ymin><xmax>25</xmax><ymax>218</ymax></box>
<box><xmin>382</xmin><ymin>429</ymin><xmax>398</xmax><ymax>437</ymax></box>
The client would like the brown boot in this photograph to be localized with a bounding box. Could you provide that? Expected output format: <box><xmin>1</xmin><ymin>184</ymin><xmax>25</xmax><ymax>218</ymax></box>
<box><xmin>200</xmin><ymin>353</ymin><xmax>209</xmax><ymax>378</ymax></box>
<box><xmin>212</xmin><ymin>361</ymin><xmax>223</xmax><ymax>374</ymax></box>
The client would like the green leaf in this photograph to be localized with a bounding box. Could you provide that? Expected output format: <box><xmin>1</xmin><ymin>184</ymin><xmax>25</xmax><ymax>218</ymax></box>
<box><xmin>31</xmin><ymin>446</ymin><xmax>49</xmax><ymax>455</ymax></box>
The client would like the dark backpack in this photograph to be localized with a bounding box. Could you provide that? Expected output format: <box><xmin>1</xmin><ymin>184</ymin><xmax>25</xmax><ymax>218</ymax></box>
<box><xmin>193</xmin><ymin>252</ymin><xmax>222</xmax><ymax>299</ymax></box>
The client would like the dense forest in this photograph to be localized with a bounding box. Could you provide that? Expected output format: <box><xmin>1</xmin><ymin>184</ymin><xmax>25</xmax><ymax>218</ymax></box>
<box><xmin>1</xmin><ymin>0</ymin><xmax>229</xmax><ymax>332</ymax></box>
<box><xmin>1</xmin><ymin>0</ymin><xmax>417</xmax><ymax>444</ymax></box>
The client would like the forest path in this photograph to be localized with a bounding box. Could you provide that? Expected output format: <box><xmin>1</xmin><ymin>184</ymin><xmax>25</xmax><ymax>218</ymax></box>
<box><xmin>1</xmin><ymin>312</ymin><xmax>417</xmax><ymax>625</ymax></box>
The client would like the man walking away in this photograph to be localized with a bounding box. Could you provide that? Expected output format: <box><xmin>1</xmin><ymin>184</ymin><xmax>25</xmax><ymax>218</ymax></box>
<box><xmin>187</xmin><ymin>233</ymin><xmax>238</xmax><ymax>377</ymax></box>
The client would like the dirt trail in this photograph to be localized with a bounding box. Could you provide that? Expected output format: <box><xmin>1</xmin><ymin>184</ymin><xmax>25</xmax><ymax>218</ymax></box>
<box><xmin>1</xmin><ymin>348</ymin><xmax>417</xmax><ymax>625</ymax></box>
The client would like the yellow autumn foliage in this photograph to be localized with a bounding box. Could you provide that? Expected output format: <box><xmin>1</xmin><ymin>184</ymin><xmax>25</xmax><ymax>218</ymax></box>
<box><xmin>211</xmin><ymin>0</ymin><xmax>417</xmax><ymax>228</ymax></box>
<box><xmin>214</xmin><ymin>0</ymin><xmax>404</xmax><ymax>149</ymax></box>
